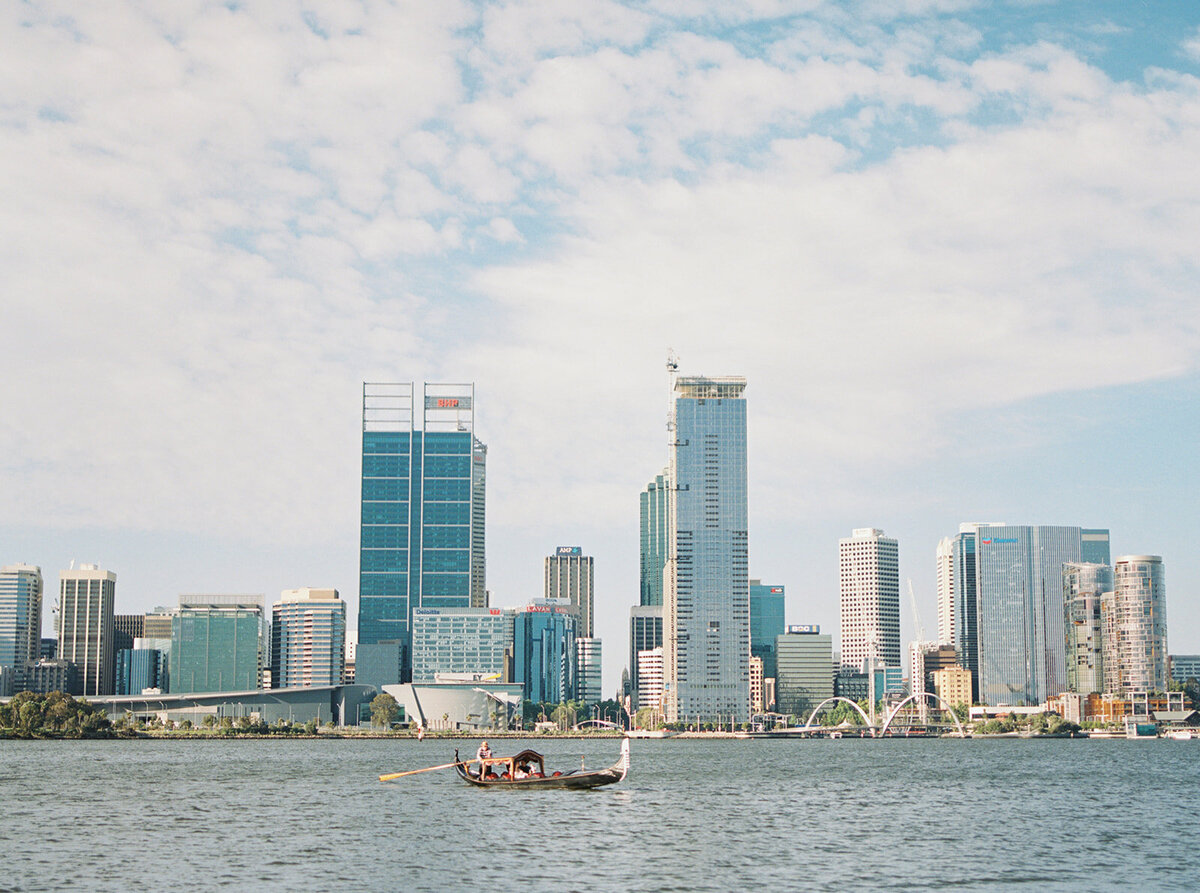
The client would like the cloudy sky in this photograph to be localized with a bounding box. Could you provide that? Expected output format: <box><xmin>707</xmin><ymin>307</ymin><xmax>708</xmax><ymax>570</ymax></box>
<box><xmin>4</xmin><ymin>0</ymin><xmax>1199</xmax><ymax>695</ymax></box>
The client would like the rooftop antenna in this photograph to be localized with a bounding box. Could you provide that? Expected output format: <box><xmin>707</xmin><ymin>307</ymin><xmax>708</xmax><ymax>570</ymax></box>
<box><xmin>666</xmin><ymin>350</ymin><xmax>679</xmax><ymax>439</ymax></box>
<box><xmin>69</xmin><ymin>559</ymin><xmax>75</xmax><ymax>571</ymax></box>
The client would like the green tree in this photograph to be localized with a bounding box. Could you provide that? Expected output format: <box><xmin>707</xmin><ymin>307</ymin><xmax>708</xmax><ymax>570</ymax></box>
<box><xmin>551</xmin><ymin>702</ymin><xmax>576</xmax><ymax>730</ymax></box>
<box><xmin>201</xmin><ymin>714</ymin><xmax>217</xmax><ymax>729</ymax></box>
<box><xmin>304</xmin><ymin>717</ymin><xmax>319</xmax><ymax>734</ymax></box>
<box><xmin>371</xmin><ymin>693</ymin><xmax>401</xmax><ymax>729</ymax></box>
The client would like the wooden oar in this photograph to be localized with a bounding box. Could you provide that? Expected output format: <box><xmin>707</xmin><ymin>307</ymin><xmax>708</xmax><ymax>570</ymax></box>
<box><xmin>379</xmin><ymin>760</ymin><xmax>467</xmax><ymax>782</ymax></box>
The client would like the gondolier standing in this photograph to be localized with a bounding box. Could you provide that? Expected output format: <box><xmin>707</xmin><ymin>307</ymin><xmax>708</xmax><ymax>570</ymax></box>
<box><xmin>475</xmin><ymin>740</ymin><xmax>492</xmax><ymax>777</ymax></box>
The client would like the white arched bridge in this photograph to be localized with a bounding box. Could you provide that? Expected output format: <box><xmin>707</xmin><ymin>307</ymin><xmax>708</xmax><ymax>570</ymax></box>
<box><xmin>796</xmin><ymin>692</ymin><xmax>967</xmax><ymax>738</ymax></box>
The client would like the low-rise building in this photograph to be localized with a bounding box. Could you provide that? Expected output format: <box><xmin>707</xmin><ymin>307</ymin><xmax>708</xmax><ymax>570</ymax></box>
<box><xmin>931</xmin><ymin>666</ymin><xmax>972</xmax><ymax>709</ymax></box>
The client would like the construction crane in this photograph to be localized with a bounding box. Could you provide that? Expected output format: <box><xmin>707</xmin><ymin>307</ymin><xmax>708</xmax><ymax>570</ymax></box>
<box><xmin>908</xmin><ymin>579</ymin><xmax>926</xmax><ymax>642</ymax></box>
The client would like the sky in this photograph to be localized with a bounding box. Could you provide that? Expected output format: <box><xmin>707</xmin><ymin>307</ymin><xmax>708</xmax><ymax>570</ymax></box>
<box><xmin>3</xmin><ymin>0</ymin><xmax>1199</xmax><ymax>698</ymax></box>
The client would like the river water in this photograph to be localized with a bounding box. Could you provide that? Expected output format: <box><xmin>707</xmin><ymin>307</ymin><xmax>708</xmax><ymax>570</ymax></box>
<box><xmin>1</xmin><ymin>736</ymin><xmax>1196</xmax><ymax>891</ymax></box>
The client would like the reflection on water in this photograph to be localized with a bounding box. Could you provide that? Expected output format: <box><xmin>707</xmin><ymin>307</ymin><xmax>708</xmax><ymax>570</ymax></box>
<box><xmin>2</xmin><ymin>737</ymin><xmax>1197</xmax><ymax>891</ymax></box>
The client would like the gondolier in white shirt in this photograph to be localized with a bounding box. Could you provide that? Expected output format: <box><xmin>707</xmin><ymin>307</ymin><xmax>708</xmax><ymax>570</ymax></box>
<box><xmin>475</xmin><ymin>740</ymin><xmax>492</xmax><ymax>778</ymax></box>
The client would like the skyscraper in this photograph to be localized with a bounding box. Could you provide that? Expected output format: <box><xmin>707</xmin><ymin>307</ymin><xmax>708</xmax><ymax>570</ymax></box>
<box><xmin>270</xmin><ymin>588</ymin><xmax>346</xmax><ymax>688</ymax></box>
<box><xmin>663</xmin><ymin>374</ymin><xmax>750</xmax><ymax>723</ymax></box>
<box><xmin>0</xmin><ymin>564</ymin><xmax>42</xmax><ymax>672</ymax></box>
<box><xmin>749</xmin><ymin>580</ymin><xmax>785</xmax><ymax>680</ymax></box>
<box><xmin>56</xmin><ymin>564</ymin><xmax>116</xmax><ymax>696</ymax></box>
<box><xmin>1063</xmin><ymin>562</ymin><xmax>1111</xmax><ymax>695</ymax></box>
<box><xmin>839</xmin><ymin>529</ymin><xmax>900</xmax><ymax>673</ymax></box>
<box><xmin>937</xmin><ymin>522</ymin><xmax>1004</xmax><ymax>701</ymax></box>
<box><xmin>512</xmin><ymin>601</ymin><xmax>577</xmax><ymax>705</ymax></box>
<box><xmin>170</xmin><ymin>595</ymin><xmax>263</xmax><ymax>694</ymax></box>
<box><xmin>358</xmin><ymin>382</ymin><xmax>487</xmax><ymax>685</ymax></box>
<box><xmin>935</xmin><ymin>536</ymin><xmax>955</xmax><ymax>646</ymax></box>
<box><xmin>1103</xmin><ymin>556</ymin><xmax>1167</xmax><ymax>696</ymax></box>
<box><xmin>974</xmin><ymin>525</ymin><xmax>1108</xmax><ymax>705</ymax></box>
<box><xmin>544</xmin><ymin>546</ymin><xmax>594</xmax><ymax>637</ymax></box>
<box><xmin>639</xmin><ymin>469</ymin><xmax>670</xmax><ymax>607</ymax></box>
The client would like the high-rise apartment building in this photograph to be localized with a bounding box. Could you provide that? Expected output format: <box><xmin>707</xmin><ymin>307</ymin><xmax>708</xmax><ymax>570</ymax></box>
<box><xmin>935</xmin><ymin>538</ymin><xmax>955</xmax><ymax>646</ymax></box>
<box><xmin>839</xmin><ymin>529</ymin><xmax>900</xmax><ymax>673</ymax></box>
<box><xmin>0</xmin><ymin>564</ymin><xmax>43</xmax><ymax>671</ymax></box>
<box><xmin>170</xmin><ymin>595</ymin><xmax>264</xmax><ymax>694</ymax></box>
<box><xmin>544</xmin><ymin>546</ymin><xmax>594</xmax><ymax>638</ymax></box>
<box><xmin>270</xmin><ymin>588</ymin><xmax>346</xmax><ymax>688</ymax></box>
<box><xmin>358</xmin><ymin>382</ymin><xmax>487</xmax><ymax>685</ymax></box>
<box><xmin>639</xmin><ymin>469</ymin><xmax>670</xmax><ymax>607</ymax></box>
<box><xmin>1063</xmin><ymin>563</ymin><xmax>1112</xmax><ymax>695</ymax></box>
<box><xmin>663</xmin><ymin>375</ymin><xmax>750</xmax><ymax>723</ymax></box>
<box><xmin>1102</xmin><ymin>556</ymin><xmax>1167</xmax><ymax>696</ymax></box>
<box><xmin>628</xmin><ymin>605</ymin><xmax>663</xmax><ymax>710</ymax></box>
<box><xmin>749</xmin><ymin>580</ymin><xmax>785</xmax><ymax>680</ymax></box>
<box><xmin>974</xmin><ymin>525</ymin><xmax>1108</xmax><ymax>705</ymax></box>
<box><xmin>56</xmin><ymin>564</ymin><xmax>116</xmax><ymax>696</ymax></box>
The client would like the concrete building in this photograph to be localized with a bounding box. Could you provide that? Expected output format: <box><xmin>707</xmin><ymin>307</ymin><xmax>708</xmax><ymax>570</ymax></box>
<box><xmin>749</xmin><ymin>580</ymin><xmax>785</xmax><ymax>681</ymax></box>
<box><xmin>1170</xmin><ymin>655</ymin><xmax>1200</xmax><ymax>684</ymax></box>
<box><xmin>16</xmin><ymin>658</ymin><xmax>78</xmax><ymax>694</ymax></box>
<box><xmin>409</xmin><ymin>607</ymin><xmax>509</xmax><ymax>683</ymax></box>
<box><xmin>143</xmin><ymin>610</ymin><xmax>174</xmax><ymax>639</ymax></box>
<box><xmin>663</xmin><ymin>374</ymin><xmax>750</xmax><ymax>723</ymax></box>
<box><xmin>839</xmin><ymin>529</ymin><xmax>900</xmax><ymax>673</ymax></box>
<box><xmin>1063</xmin><ymin>563</ymin><xmax>1112</xmax><ymax>695</ymax></box>
<box><xmin>545</xmin><ymin>546</ymin><xmax>594</xmax><ymax>638</ymax></box>
<box><xmin>0</xmin><ymin>564</ymin><xmax>43</xmax><ymax>673</ymax></box>
<box><xmin>575</xmin><ymin>637</ymin><xmax>602</xmax><ymax>705</ymax></box>
<box><xmin>749</xmin><ymin>655</ymin><xmax>764</xmax><ymax>714</ymax></box>
<box><xmin>935</xmin><ymin>537</ymin><xmax>955</xmax><ymax>647</ymax></box>
<box><xmin>56</xmin><ymin>564</ymin><xmax>116</xmax><ymax>696</ymax></box>
<box><xmin>170</xmin><ymin>595</ymin><xmax>264</xmax><ymax>694</ymax></box>
<box><xmin>932</xmin><ymin>666</ymin><xmax>972</xmax><ymax>709</ymax></box>
<box><xmin>1103</xmin><ymin>556</ymin><xmax>1167</xmax><ymax>696</ymax></box>
<box><xmin>775</xmin><ymin>627</ymin><xmax>834</xmax><ymax>718</ymax></box>
<box><xmin>358</xmin><ymin>382</ymin><xmax>487</xmax><ymax>686</ymax></box>
<box><xmin>628</xmin><ymin>605</ymin><xmax>663</xmax><ymax>711</ymax></box>
<box><xmin>271</xmin><ymin>588</ymin><xmax>347</xmax><ymax>688</ymax></box>
<box><xmin>910</xmin><ymin>642</ymin><xmax>958</xmax><ymax>697</ymax></box>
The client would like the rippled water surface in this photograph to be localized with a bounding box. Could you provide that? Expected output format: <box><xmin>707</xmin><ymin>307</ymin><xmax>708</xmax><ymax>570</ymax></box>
<box><xmin>1</xmin><ymin>737</ymin><xmax>1197</xmax><ymax>891</ymax></box>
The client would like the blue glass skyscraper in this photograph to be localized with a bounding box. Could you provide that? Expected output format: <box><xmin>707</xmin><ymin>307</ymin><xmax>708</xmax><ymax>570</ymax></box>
<box><xmin>663</xmin><ymin>374</ymin><xmax>750</xmax><ymax>723</ymax></box>
<box><xmin>749</xmin><ymin>580</ymin><xmax>785</xmax><ymax>680</ymax></box>
<box><xmin>974</xmin><ymin>525</ymin><xmax>1109</xmax><ymax>705</ymax></box>
<box><xmin>358</xmin><ymin>383</ymin><xmax>486</xmax><ymax>684</ymax></box>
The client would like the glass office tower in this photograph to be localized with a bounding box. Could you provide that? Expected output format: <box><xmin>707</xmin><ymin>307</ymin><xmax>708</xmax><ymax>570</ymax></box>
<box><xmin>975</xmin><ymin>525</ymin><xmax>1108</xmax><ymax>705</ymax></box>
<box><xmin>639</xmin><ymin>469</ymin><xmax>670</xmax><ymax>607</ymax></box>
<box><xmin>0</xmin><ymin>564</ymin><xmax>42</xmax><ymax>671</ymax></box>
<box><xmin>749</xmin><ymin>580</ymin><xmax>785</xmax><ymax>680</ymax></box>
<box><xmin>663</xmin><ymin>375</ymin><xmax>750</xmax><ymax>723</ymax></box>
<box><xmin>512</xmin><ymin>602</ymin><xmax>577</xmax><ymax>705</ymax></box>
<box><xmin>170</xmin><ymin>595</ymin><xmax>264</xmax><ymax>694</ymax></box>
<box><xmin>358</xmin><ymin>382</ymin><xmax>487</xmax><ymax>684</ymax></box>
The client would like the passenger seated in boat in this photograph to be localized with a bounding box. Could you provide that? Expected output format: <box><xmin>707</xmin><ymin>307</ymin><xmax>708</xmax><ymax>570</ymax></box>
<box><xmin>514</xmin><ymin>762</ymin><xmax>530</xmax><ymax>779</ymax></box>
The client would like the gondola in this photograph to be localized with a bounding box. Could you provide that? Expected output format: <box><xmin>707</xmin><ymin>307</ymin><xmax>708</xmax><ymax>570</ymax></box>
<box><xmin>454</xmin><ymin>738</ymin><xmax>629</xmax><ymax>789</ymax></box>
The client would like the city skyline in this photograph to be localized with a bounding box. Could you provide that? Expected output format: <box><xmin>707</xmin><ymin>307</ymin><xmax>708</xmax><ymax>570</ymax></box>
<box><xmin>4</xmin><ymin>3</ymin><xmax>1200</xmax><ymax>698</ymax></box>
